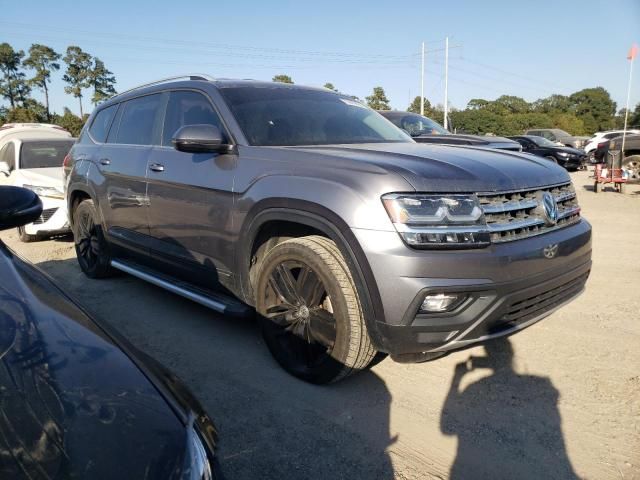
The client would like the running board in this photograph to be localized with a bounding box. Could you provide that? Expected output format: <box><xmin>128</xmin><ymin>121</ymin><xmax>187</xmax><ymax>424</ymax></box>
<box><xmin>110</xmin><ymin>259</ymin><xmax>251</xmax><ymax>316</ymax></box>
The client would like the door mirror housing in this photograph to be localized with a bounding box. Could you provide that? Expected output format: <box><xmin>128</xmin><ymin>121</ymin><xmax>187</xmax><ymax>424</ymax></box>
<box><xmin>0</xmin><ymin>161</ymin><xmax>10</xmax><ymax>177</ymax></box>
<box><xmin>0</xmin><ymin>186</ymin><xmax>43</xmax><ymax>230</ymax></box>
<box><xmin>172</xmin><ymin>124</ymin><xmax>227</xmax><ymax>153</ymax></box>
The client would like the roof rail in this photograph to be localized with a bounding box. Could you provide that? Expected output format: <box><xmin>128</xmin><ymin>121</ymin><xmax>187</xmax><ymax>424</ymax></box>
<box><xmin>115</xmin><ymin>74</ymin><xmax>216</xmax><ymax>98</ymax></box>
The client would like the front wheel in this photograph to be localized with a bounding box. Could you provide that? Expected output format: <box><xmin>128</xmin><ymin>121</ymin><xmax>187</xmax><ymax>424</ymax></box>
<box><xmin>255</xmin><ymin>236</ymin><xmax>377</xmax><ymax>384</ymax></box>
<box><xmin>72</xmin><ymin>199</ymin><xmax>114</xmax><ymax>278</ymax></box>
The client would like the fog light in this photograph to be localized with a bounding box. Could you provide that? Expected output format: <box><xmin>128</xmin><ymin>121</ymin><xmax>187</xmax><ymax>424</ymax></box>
<box><xmin>420</xmin><ymin>293</ymin><xmax>466</xmax><ymax>313</ymax></box>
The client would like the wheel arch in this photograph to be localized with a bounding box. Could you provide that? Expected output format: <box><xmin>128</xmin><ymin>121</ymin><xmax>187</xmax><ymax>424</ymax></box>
<box><xmin>238</xmin><ymin>199</ymin><xmax>387</xmax><ymax>351</ymax></box>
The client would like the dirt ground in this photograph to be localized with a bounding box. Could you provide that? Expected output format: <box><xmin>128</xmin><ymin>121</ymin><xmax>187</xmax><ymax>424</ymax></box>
<box><xmin>2</xmin><ymin>169</ymin><xmax>639</xmax><ymax>479</ymax></box>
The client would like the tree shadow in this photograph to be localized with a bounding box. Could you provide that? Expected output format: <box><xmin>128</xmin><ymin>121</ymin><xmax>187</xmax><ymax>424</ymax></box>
<box><xmin>440</xmin><ymin>337</ymin><xmax>578</xmax><ymax>479</ymax></box>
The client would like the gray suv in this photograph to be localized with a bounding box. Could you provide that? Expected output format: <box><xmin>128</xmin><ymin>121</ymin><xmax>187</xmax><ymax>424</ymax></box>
<box><xmin>65</xmin><ymin>75</ymin><xmax>592</xmax><ymax>384</ymax></box>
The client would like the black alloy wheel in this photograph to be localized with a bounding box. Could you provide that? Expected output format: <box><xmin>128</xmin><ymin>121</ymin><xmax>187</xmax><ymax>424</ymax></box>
<box><xmin>73</xmin><ymin>200</ymin><xmax>113</xmax><ymax>278</ymax></box>
<box><xmin>256</xmin><ymin>236</ymin><xmax>377</xmax><ymax>384</ymax></box>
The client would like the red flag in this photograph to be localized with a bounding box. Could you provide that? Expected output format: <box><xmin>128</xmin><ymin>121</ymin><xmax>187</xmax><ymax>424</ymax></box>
<box><xmin>628</xmin><ymin>43</ymin><xmax>639</xmax><ymax>60</ymax></box>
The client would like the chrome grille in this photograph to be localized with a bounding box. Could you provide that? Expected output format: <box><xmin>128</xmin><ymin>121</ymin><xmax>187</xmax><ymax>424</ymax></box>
<box><xmin>478</xmin><ymin>183</ymin><xmax>580</xmax><ymax>243</ymax></box>
<box><xmin>33</xmin><ymin>208</ymin><xmax>58</xmax><ymax>225</ymax></box>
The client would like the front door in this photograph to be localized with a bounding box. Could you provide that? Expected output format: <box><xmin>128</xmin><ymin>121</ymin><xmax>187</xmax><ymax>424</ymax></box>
<box><xmin>145</xmin><ymin>89</ymin><xmax>236</xmax><ymax>289</ymax></box>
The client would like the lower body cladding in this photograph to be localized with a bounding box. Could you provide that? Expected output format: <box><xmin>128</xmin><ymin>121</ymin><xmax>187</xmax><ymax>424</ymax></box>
<box><xmin>22</xmin><ymin>196</ymin><xmax>70</xmax><ymax>236</ymax></box>
<box><xmin>353</xmin><ymin>219</ymin><xmax>592</xmax><ymax>360</ymax></box>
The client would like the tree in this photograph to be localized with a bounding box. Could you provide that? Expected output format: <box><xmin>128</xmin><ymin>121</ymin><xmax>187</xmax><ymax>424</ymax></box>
<box><xmin>62</xmin><ymin>46</ymin><xmax>93</xmax><ymax>116</ymax></box>
<box><xmin>630</xmin><ymin>103</ymin><xmax>640</xmax><ymax>128</ymax></box>
<box><xmin>407</xmin><ymin>96</ymin><xmax>432</xmax><ymax>114</ymax></box>
<box><xmin>0</xmin><ymin>43</ymin><xmax>28</xmax><ymax>108</ymax></box>
<box><xmin>272</xmin><ymin>74</ymin><xmax>293</xmax><ymax>84</ymax></box>
<box><xmin>532</xmin><ymin>94</ymin><xmax>571</xmax><ymax>114</ymax></box>
<box><xmin>5</xmin><ymin>98</ymin><xmax>48</xmax><ymax>123</ymax></box>
<box><xmin>490</xmin><ymin>95</ymin><xmax>530</xmax><ymax>114</ymax></box>
<box><xmin>568</xmin><ymin>87</ymin><xmax>616</xmax><ymax>131</ymax></box>
<box><xmin>366</xmin><ymin>86</ymin><xmax>390</xmax><ymax>110</ymax></box>
<box><xmin>467</xmin><ymin>98</ymin><xmax>490</xmax><ymax>110</ymax></box>
<box><xmin>52</xmin><ymin>107</ymin><xmax>86</xmax><ymax>136</ymax></box>
<box><xmin>323</xmin><ymin>82</ymin><xmax>337</xmax><ymax>91</ymax></box>
<box><xmin>89</xmin><ymin>58</ymin><xmax>116</xmax><ymax>105</ymax></box>
<box><xmin>23</xmin><ymin>44</ymin><xmax>61</xmax><ymax>120</ymax></box>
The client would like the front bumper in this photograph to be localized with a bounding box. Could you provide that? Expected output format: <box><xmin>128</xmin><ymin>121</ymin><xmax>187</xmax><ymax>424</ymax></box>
<box><xmin>353</xmin><ymin>219</ymin><xmax>592</xmax><ymax>356</ymax></box>
<box><xmin>23</xmin><ymin>196</ymin><xmax>70</xmax><ymax>236</ymax></box>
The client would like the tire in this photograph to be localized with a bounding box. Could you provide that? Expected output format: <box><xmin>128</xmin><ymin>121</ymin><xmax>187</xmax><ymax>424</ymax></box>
<box><xmin>72</xmin><ymin>199</ymin><xmax>114</xmax><ymax>278</ymax></box>
<box><xmin>255</xmin><ymin>235</ymin><xmax>377</xmax><ymax>384</ymax></box>
<box><xmin>594</xmin><ymin>181</ymin><xmax>600</xmax><ymax>193</ymax></box>
<box><xmin>17</xmin><ymin>226</ymin><xmax>41</xmax><ymax>243</ymax></box>
<box><xmin>546</xmin><ymin>155</ymin><xmax>558</xmax><ymax>164</ymax></box>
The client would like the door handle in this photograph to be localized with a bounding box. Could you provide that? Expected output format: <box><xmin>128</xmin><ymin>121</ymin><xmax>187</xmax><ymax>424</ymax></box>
<box><xmin>149</xmin><ymin>163</ymin><xmax>165</xmax><ymax>172</ymax></box>
<box><xmin>99</xmin><ymin>158</ymin><xmax>111</xmax><ymax>166</ymax></box>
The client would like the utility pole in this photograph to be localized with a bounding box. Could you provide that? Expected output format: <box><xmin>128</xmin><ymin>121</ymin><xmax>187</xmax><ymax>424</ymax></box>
<box><xmin>420</xmin><ymin>42</ymin><xmax>425</xmax><ymax>115</ymax></box>
<box><xmin>443</xmin><ymin>36</ymin><xmax>449</xmax><ymax>130</ymax></box>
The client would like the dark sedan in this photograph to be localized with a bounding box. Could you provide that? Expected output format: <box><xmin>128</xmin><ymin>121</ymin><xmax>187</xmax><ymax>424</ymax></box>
<box><xmin>0</xmin><ymin>186</ymin><xmax>221</xmax><ymax>479</ymax></box>
<box><xmin>508</xmin><ymin>135</ymin><xmax>586</xmax><ymax>171</ymax></box>
<box><xmin>380</xmin><ymin>111</ymin><xmax>522</xmax><ymax>151</ymax></box>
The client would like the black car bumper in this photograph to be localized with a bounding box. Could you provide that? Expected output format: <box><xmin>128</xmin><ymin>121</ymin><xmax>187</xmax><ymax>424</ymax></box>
<box><xmin>375</xmin><ymin>259</ymin><xmax>590</xmax><ymax>358</ymax></box>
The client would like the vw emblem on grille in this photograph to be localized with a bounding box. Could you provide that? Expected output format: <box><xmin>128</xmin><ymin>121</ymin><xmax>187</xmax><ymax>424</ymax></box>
<box><xmin>541</xmin><ymin>191</ymin><xmax>558</xmax><ymax>226</ymax></box>
<box><xmin>543</xmin><ymin>243</ymin><xmax>559</xmax><ymax>259</ymax></box>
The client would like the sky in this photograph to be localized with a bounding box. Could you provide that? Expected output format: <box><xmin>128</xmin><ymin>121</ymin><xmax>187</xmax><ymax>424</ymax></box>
<box><xmin>1</xmin><ymin>0</ymin><xmax>639</xmax><ymax>117</ymax></box>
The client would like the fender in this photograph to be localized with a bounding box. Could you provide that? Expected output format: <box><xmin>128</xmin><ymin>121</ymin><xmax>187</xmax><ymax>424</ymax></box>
<box><xmin>66</xmin><ymin>161</ymin><xmax>105</xmax><ymax>228</ymax></box>
<box><xmin>237</xmin><ymin>198</ymin><xmax>388</xmax><ymax>351</ymax></box>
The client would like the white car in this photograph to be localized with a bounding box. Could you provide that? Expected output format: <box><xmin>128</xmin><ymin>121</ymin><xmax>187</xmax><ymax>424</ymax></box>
<box><xmin>584</xmin><ymin>129</ymin><xmax>640</xmax><ymax>159</ymax></box>
<box><xmin>0</xmin><ymin>123</ymin><xmax>75</xmax><ymax>241</ymax></box>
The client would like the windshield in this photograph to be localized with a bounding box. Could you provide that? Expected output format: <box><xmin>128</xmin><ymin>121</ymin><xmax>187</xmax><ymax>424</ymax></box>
<box><xmin>388</xmin><ymin>113</ymin><xmax>449</xmax><ymax>136</ymax></box>
<box><xmin>219</xmin><ymin>86</ymin><xmax>412</xmax><ymax>146</ymax></box>
<box><xmin>530</xmin><ymin>136</ymin><xmax>558</xmax><ymax>147</ymax></box>
<box><xmin>19</xmin><ymin>140</ymin><xmax>75</xmax><ymax>169</ymax></box>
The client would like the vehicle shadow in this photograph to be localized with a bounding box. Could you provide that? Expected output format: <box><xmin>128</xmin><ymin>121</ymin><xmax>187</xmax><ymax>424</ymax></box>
<box><xmin>33</xmin><ymin>256</ymin><xmax>396</xmax><ymax>480</ymax></box>
<box><xmin>440</xmin><ymin>337</ymin><xmax>578</xmax><ymax>479</ymax></box>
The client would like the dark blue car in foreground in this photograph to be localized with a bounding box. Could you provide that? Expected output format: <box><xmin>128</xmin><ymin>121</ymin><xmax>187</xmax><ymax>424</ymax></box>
<box><xmin>0</xmin><ymin>186</ymin><xmax>221</xmax><ymax>479</ymax></box>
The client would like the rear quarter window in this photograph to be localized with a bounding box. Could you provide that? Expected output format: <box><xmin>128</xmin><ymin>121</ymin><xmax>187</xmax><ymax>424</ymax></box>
<box><xmin>88</xmin><ymin>104</ymin><xmax>118</xmax><ymax>143</ymax></box>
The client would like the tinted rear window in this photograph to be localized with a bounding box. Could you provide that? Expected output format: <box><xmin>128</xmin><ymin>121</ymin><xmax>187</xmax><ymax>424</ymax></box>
<box><xmin>219</xmin><ymin>86</ymin><xmax>410</xmax><ymax>146</ymax></box>
<box><xmin>115</xmin><ymin>94</ymin><xmax>163</xmax><ymax>145</ymax></box>
<box><xmin>19</xmin><ymin>140</ymin><xmax>75</xmax><ymax>169</ymax></box>
<box><xmin>89</xmin><ymin>104</ymin><xmax>117</xmax><ymax>143</ymax></box>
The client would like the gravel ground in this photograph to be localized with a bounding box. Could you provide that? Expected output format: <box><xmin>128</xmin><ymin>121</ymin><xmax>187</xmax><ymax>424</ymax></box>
<box><xmin>2</xmin><ymin>169</ymin><xmax>639</xmax><ymax>479</ymax></box>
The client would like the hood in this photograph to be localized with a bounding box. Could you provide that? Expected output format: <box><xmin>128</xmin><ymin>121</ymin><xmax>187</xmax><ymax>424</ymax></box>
<box><xmin>551</xmin><ymin>146</ymin><xmax>586</xmax><ymax>156</ymax></box>
<box><xmin>413</xmin><ymin>133</ymin><xmax>520</xmax><ymax>148</ymax></box>
<box><xmin>289</xmin><ymin>142</ymin><xmax>570</xmax><ymax>193</ymax></box>
<box><xmin>15</xmin><ymin>167</ymin><xmax>63</xmax><ymax>187</ymax></box>
<box><xmin>0</xmin><ymin>244</ymin><xmax>197</xmax><ymax>479</ymax></box>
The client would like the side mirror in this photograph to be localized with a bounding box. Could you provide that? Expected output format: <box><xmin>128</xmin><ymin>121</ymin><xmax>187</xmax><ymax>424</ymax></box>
<box><xmin>172</xmin><ymin>124</ymin><xmax>226</xmax><ymax>153</ymax></box>
<box><xmin>0</xmin><ymin>161</ymin><xmax>10</xmax><ymax>177</ymax></box>
<box><xmin>0</xmin><ymin>186</ymin><xmax>43</xmax><ymax>231</ymax></box>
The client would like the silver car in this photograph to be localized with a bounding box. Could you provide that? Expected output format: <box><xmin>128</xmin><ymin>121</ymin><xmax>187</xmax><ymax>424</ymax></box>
<box><xmin>65</xmin><ymin>76</ymin><xmax>592</xmax><ymax>384</ymax></box>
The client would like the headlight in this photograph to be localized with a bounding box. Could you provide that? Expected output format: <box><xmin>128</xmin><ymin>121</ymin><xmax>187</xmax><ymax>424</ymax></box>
<box><xmin>382</xmin><ymin>194</ymin><xmax>490</xmax><ymax>248</ymax></box>
<box><xmin>22</xmin><ymin>184</ymin><xmax>64</xmax><ymax>199</ymax></box>
<box><xmin>556</xmin><ymin>152</ymin><xmax>569</xmax><ymax>158</ymax></box>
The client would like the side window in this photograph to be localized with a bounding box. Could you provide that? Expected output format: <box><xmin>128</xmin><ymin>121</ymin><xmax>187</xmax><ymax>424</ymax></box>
<box><xmin>162</xmin><ymin>90</ymin><xmax>224</xmax><ymax>146</ymax></box>
<box><xmin>541</xmin><ymin>131</ymin><xmax>553</xmax><ymax>140</ymax></box>
<box><xmin>0</xmin><ymin>143</ymin><xmax>15</xmax><ymax>170</ymax></box>
<box><xmin>88</xmin><ymin>104</ymin><xmax>118</xmax><ymax>143</ymax></box>
<box><xmin>115</xmin><ymin>94</ymin><xmax>163</xmax><ymax>146</ymax></box>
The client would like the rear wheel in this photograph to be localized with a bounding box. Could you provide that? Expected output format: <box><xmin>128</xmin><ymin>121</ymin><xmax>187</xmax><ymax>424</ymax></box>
<box><xmin>255</xmin><ymin>235</ymin><xmax>377</xmax><ymax>384</ymax></box>
<box><xmin>17</xmin><ymin>226</ymin><xmax>41</xmax><ymax>243</ymax></box>
<box><xmin>72</xmin><ymin>199</ymin><xmax>114</xmax><ymax>278</ymax></box>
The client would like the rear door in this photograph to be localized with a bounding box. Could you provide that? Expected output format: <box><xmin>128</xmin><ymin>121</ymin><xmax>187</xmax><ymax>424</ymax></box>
<box><xmin>145</xmin><ymin>89</ymin><xmax>236</xmax><ymax>289</ymax></box>
<box><xmin>96</xmin><ymin>93</ymin><xmax>165</xmax><ymax>253</ymax></box>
